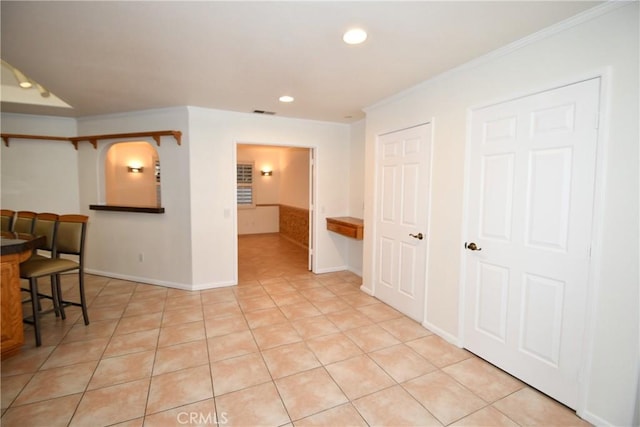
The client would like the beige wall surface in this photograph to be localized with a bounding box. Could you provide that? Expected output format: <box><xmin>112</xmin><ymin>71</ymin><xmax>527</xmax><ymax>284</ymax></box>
<box><xmin>236</xmin><ymin>145</ymin><xmax>310</xmax><ymax>235</ymax></box>
<box><xmin>363</xmin><ymin>4</ymin><xmax>638</xmax><ymax>426</ymax></box>
<box><xmin>278</xmin><ymin>147</ymin><xmax>309</xmax><ymax>210</ymax></box>
<box><xmin>188</xmin><ymin>107</ymin><xmax>351</xmax><ymax>283</ymax></box>
<box><xmin>0</xmin><ymin>115</ymin><xmax>79</xmax><ymax>213</ymax></box>
<box><xmin>3</xmin><ymin>5</ymin><xmax>635</xmax><ymax>425</ymax></box>
<box><xmin>105</xmin><ymin>141</ymin><xmax>158</xmax><ymax>207</ymax></box>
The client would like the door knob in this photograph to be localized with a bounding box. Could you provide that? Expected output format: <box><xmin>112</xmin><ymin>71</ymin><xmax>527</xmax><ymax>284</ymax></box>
<box><xmin>465</xmin><ymin>242</ymin><xmax>482</xmax><ymax>251</ymax></box>
<box><xmin>409</xmin><ymin>233</ymin><xmax>424</xmax><ymax>240</ymax></box>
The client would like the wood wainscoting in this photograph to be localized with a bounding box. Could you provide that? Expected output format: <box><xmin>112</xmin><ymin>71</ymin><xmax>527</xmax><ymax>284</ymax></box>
<box><xmin>279</xmin><ymin>204</ymin><xmax>309</xmax><ymax>248</ymax></box>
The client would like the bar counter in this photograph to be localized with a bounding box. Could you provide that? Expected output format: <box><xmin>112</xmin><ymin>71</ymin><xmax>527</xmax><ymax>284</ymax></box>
<box><xmin>1</xmin><ymin>232</ymin><xmax>45</xmax><ymax>358</ymax></box>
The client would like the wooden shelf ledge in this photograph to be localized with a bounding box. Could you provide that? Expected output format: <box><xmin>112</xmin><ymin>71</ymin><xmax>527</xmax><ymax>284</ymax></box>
<box><xmin>89</xmin><ymin>205</ymin><xmax>165</xmax><ymax>214</ymax></box>
<box><xmin>2</xmin><ymin>130</ymin><xmax>182</xmax><ymax>150</ymax></box>
<box><xmin>326</xmin><ymin>217</ymin><xmax>364</xmax><ymax>240</ymax></box>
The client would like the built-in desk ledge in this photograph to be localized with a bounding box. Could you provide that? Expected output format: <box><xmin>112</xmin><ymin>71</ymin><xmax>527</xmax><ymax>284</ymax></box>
<box><xmin>89</xmin><ymin>205</ymin><xmax>165</xmax><ymax>214</ymax></box>
<box><xmin>326</xmin><ymin>217</ymin><xmax>364</xmax><ymax>240</ymax></box>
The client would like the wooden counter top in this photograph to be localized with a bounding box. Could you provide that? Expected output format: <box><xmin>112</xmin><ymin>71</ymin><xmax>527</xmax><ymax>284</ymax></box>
<box><xmin>326</xmin><ymin>217</ymin><xmax>364</xmax><ymax>240</ymax></box>
<box><xmin>1</xmin><ymin>232</ymin><xmax>46</xmax><ymax>256</ymax></box>
<box><xmin>89</xmin><ymin>204</ymin><xmax>165</xmax><ymax>214</ymax></box>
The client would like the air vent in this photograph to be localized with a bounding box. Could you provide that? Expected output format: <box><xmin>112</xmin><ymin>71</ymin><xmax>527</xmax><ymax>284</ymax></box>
<box><xmin>252</xmin><ymin>109</ymin><xmax>276</xmax><ymax>115</ymax></box>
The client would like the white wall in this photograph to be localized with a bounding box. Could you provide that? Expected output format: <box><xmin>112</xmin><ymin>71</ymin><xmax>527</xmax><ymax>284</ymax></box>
<box><xmin>1</xmin><ymin>106</ymin><xmax>357</xmax><ymax>288</ymax></box>
<box><xmin>363</xmin><ymin>4</ymin><xmax>638</xmax><ymax>426</ymax></box>
<box><xmin>237</xmin><ymin>145</ymin><xmax>282</xmax><ymax>235</ymax></box>
<box><xmin>279</xmin><ymin>147</ymin><xmax>309</xmax><ymax>209</ymax></box>
<box><xmin>105</xmin><ymin>141</ymin><xmax>159</xmax><ymax>207</ymax></box>
<box><xmin>76</xmin><ymin>108</ymin><xmax>193</xmax><ymax>288</ymax></box>
<box><xmin>187</xmin><ymin>107</ymin><xmax>351</xmax><ymax>287</ymax></box>
<box><xmin>237</xmin><ymin>145</ymin><xmax>282</xmax><ymax>205</ymax></box>
<box><xmin>237</xmin><ymin>206</ymin><xmax>279</xmax><ymax>235</ymax></box>
<box><xmin>236</xmin><ymin>145</ymin><xmax>312</xmax><ymax>235</ymax></box>
<box><xmin>1</xmin><ymin>114</ymin><xmax>79</xmax><ymax>213</ymax></box>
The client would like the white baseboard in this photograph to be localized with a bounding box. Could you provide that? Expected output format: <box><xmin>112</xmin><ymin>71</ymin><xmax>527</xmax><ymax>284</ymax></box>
<box><xmin>191</xmin><ymin>280</ymin><xmax>237</xmax><ymax>291</ymax></box>
<box><xmin>578</xmin><ymin>409</ymin><xmax>615</xmax><ymax>427</ymax></box>
<box><xmin>359</xmin><ymin>285</ymin><xmax>374</xmax><ymax>295</ymax></box>
<box><xmin>314</xmin><ymin>265</ymin><xmax>348</xmax><ymax>274</ymax></box>
<box><xmin>422</xmin><ymin>320</ymin><xmax>462</xmax><ymax>347</ymax></box>
<box><xmin>85</xmin><ymin>269</ymin><xmax>235</xmax><ymax>291</ymax></box>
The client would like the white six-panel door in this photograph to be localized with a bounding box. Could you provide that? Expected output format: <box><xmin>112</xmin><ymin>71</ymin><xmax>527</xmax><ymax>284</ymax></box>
<box><xmin>375</xmin><ymin>123</ymin><xmax>432</xmax><ymax>321</ymax></box>
<box><xmin>464</xmin><ymin>78</ymin><xmax>600</xmax><ymax>408</ymax></box>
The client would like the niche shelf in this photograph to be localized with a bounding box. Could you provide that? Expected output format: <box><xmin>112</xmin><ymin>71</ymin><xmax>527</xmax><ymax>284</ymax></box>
<box><xmin>326</xmin><ymin>217</ymin><xmax>364</xmax><ymax>240</ymax></box>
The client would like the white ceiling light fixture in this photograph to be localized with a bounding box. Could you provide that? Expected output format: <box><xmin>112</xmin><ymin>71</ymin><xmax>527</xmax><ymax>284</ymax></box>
<box><xmin>279</xmin><ymin>95</ymin><xmax>294</xmax><ymax>103</ymax></box>
<box><xmin>9</xmin><ymin>65</ymin><xmax>33</xmax><ymax>88</ymax></box>
<box><xmin>343</xmin><ymin>28</ymin><xmax>367</xmax><ymax>45</ymax></box>
<box><xmin>0</xmin><ymin>59</ymin><xmax>72</xmax><ymax>108</ymax></box>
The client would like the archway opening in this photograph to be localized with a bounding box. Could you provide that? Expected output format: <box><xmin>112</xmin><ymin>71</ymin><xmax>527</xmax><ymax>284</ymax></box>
<box><xmin>104</xmin><ymin>141</ymin><xmax>160</xmax><ymax>207</ymax></box>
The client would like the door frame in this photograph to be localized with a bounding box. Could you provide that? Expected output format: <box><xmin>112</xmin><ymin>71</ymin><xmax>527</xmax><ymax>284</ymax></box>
<box><xmin>308</xmin><ymin>148</ymin><xmax>315</xmax><ymax>271</ymax></box>
<box><xmin>233</xmin><ymin>142</ymin><xmax>318</xmax><ymax>282</ymax></box>
<box><xmin>458</xmin><ymin>70</ymin><xmax>611</xmax><ymax>419</ymax></box>
<box><xmin>370</xmin><ymin>120</ymin><xmax>435</xmax><ymax>324</ymax></box>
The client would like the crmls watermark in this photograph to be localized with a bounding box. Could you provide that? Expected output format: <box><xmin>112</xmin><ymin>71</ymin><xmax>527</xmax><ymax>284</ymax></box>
<box><xmin>176</xmin><ymin>411</ymin><xmax>228</xmax><ymax>425</ymax></box>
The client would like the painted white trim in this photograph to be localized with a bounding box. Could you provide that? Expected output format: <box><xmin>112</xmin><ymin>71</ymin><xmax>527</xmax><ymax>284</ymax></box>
<box><xmin>86</xmin><ymin>269</ymin><xmax>237</xmax><ymax>290</ymax></box>
<box><xmin>579</xmin><ymin>410</ymin><xmax>611</xmax><ymax>427</ymax></box>
<box><xmin>314</xmin><ymin>265</ymin><xmax>348</xmax><ymax>274</ymax></box>
<box><xmin>364</xmin><ymin>1</ymin><xmax>627</xmax><ymax>114</ymax></box>
<box><xmin>369</xmin><ymin>133</ymin><xmax>381</xmax><ymax>297</ymax></box>
<box><xmin>576</xmin><ymin>68</ymin><xmax>615</xmax><ymax>423</ymax></box>
<box><xmin>191</xmin><ymin>280</ymin><xmax>237</xmax><ymax>291</ymax></box>
<box><xmin>421</xmin><ymin>119</ymin><xmax>436</xmax><ymax>328</ymax></box>
<box><xmin>232</xmin><ymin>143</ymin><xmax>240</xmax><ymax>285</ymax></box>
<box><xmin>359</xmin><ymin>284</ymin><xmax>373</xmax><ymax>296</ymax></box>
<box><xmin>308</xmin><ymin>148</ymin><xmax>314</xmax><ymax>272</ymax></box>
<box><xmin>458</xmin><ymin>106</ymin><xmax>476</xmax><ymax>348</ymax></box>
<box><xmin>423</xmin><ymin>320</ymin><xmax>462</xmax><ymax>347</ymax></box>
<box><xmin>310</xmin><ymin>146</ymin><xmax>319</xmax><ymax>274</ymax></box>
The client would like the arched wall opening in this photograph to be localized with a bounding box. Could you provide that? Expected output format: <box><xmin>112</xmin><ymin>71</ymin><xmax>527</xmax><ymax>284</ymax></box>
<box><xmin>103</xmin><ymin>141</ymin><xmax>160</xmax><ymax>207</ymax></box>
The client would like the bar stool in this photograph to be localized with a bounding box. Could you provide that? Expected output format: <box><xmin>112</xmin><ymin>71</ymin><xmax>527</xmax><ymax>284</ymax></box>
<box><xmin>50</xmin><ymin>215</ymin><xmax>90</xmax><ymax>325</ymax></box>
<box><xmin>12</xmin><ymin>211</ymin><xmax>37</xmax><ymax>234</ymax></box>
<box><xmin>19</xmin><ymin>213</ymin><xmax>60</xmax><ymax>346</ymax></box>
<box><xmin>20</xmin><ymin>215</ymin><xmax>90</xmax><ymax>346</ymax></box>
<box><xmin>1</xmin><ymin>209</ymin><xmax>15</xmax><ymax>231</ymax></box>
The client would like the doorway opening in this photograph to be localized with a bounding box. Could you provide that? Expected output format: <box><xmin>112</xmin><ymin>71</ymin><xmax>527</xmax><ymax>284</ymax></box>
<box><xmin>235</xmin><ymin>143</ymin><xmax>315</xmax><ymax>282</ymax></box>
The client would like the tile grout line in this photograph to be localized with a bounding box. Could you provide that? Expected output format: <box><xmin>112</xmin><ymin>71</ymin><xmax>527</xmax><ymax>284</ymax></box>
<box><xmin>139</xmin><ymin>284</ymin><xmax>166</xmax><ymax>425</ymax></box>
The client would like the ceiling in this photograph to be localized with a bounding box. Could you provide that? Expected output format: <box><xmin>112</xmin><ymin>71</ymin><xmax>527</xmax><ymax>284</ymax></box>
<box><xmin>1</xmin><ymin>1</ymin><xmax>603</xmax><ymax>123</ymax></box>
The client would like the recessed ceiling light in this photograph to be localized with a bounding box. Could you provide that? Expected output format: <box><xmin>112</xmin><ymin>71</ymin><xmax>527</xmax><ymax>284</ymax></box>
<box><xmin>343</xmin><ymin>28</ymin><xmax>367</xmax><ymax>45</ymax></box>
<box><xmin>279</xmin><ymin>95</ymin><xmax>294</xmax><ymax>103</ymax></box>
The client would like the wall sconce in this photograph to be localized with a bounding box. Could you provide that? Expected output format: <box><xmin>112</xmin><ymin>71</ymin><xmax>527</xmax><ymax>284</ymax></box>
<box><xmin>261</xmin><ymin>170</ymin><xmax>273</xmax><ymax>176</ymax></box>
<box><xmin>127</xmin><ymin>166</ymin><xmax>144</xmax><ymax>173</ymax></box>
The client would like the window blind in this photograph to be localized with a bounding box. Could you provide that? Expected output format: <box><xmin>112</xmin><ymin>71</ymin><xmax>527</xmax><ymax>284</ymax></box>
<box><xmin>237</xmin><ymin>163</ymin><xmax>254</xmax><ymax>206</ymax></box>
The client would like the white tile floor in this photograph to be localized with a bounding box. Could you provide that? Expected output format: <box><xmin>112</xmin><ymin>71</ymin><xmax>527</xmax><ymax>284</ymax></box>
<box><xmin>0</xmin><ymin>233</ymin><xmax>590</xmax><ymax>426</ymax></box>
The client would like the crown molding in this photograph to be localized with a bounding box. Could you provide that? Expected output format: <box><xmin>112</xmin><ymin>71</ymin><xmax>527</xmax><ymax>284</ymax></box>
<box><xmin>364</xmin><ymin>1</ymin><xmax>630</xmax><ymax>113</ymax></box>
